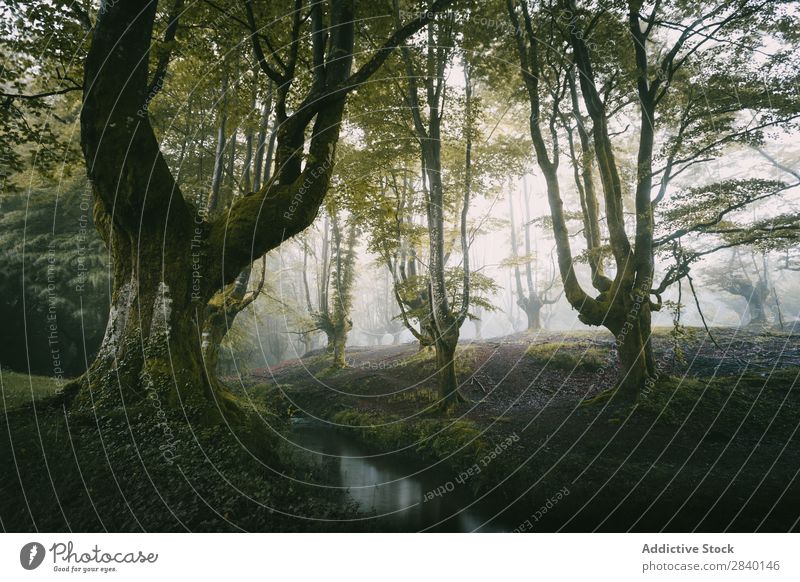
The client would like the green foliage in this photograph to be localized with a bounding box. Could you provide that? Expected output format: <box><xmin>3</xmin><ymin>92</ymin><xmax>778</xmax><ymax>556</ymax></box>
<box><xmin>390</xmin><ymin>267</ymin><xmax>498</xmax><ymax>331</ymax></box>
<box><xmin>0</xmin><ymin>175</ymin><xmax>108</xmax><ymax>375</ymax></box>
<box><xmin>0</xmin><ymin>2</ymin><xmax>86</xmax><ymax>186</ymax></box>
<box><xmin>661</xmin><ymin>179</ymin><xmax>788</xmax><ymax>232</ymax></box>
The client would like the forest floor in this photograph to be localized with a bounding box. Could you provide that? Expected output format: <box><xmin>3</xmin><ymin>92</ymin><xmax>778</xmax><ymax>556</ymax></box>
<box><xmin>2</xmin><ymin>326</ymin><xmax>798</xmax><ymax>532</ymax></box>
<box><xmin>0</xmin><ymin>374</ymin><xmax>358</xmax><ymax>532</ymax></box>
<box><xmin>241</xmin><ymin>326</ymin><xmax>800</xmax><ymax>531</ymax></box>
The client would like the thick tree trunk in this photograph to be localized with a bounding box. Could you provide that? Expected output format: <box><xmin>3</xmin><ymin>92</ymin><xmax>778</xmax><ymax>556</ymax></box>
<box><xmin>608</xmin><ymin>292</ymin><xmax>656</xmax><ymax>401</ymax></box>
<box><xmin>73</xmin><ymin>211</ymin><xmax>215</xmax><ymax>413</ymax></box>
<box><xmin>749</xmin><ymin>302</ymin><xmax>766</xmax><ymax>324</ymax></box>
<box><xmin>508</xmin><ymin>0</ymin><xmax>660</xmax><ymax>403</ymax></box>
<box><xmin>75</xmin><ymin>0</ymin><xmax>451</xmax><ymax>416</ymax></box>
<box><xmin>76</xmin><ymin>1</ymin><xmax>220</xmax><ymax>414</ymax></box>
<box><xmin>200</xmin><ymin>309</ymin><xmax>227</xmax><ymax>388</ymax></box>
<box><xmin>435</xmin><ymin>332</ymin><xmax>460</xmax><ymax>406</ymax></box>
<box><xmin>321</xmin><ymin>320</ymin><xmax>351</xmax><ymax>368</ymax></box>
<box><xmin>747</xmin><ymin>283</ymin><xmax>770</xmax><ymax>326</ymax></box>
<box><xmin>332</xmin><ymin>328</ymin><xmax>347</xmax><ymax>369</ymax></box>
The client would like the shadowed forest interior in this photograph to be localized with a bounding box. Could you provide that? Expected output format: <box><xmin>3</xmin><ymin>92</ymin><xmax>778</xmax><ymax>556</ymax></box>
<box><xmin>1</xmin><ymin>0</ymin><xmax>799</xmax><ymax>532</ymax></box>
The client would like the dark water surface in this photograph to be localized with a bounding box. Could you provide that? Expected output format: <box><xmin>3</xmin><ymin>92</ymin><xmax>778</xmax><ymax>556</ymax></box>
<box><xmin>288</xmin><ymin>418</ymin><xmax>520</xmax><ymax>532</ymax></box>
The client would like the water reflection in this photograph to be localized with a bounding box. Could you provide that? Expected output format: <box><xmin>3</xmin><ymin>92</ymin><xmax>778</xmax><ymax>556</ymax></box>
<box><xmin>289</xmin><ymin>418</ymin><xmax>513</xmax><ymax>532</ymax></box>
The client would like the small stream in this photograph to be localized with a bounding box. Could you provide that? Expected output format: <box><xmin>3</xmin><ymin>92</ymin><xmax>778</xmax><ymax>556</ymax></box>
<box><xmin>289</xmin><ymin>418</ymin><xmax>518</xmax><ymax>532</ymax></box>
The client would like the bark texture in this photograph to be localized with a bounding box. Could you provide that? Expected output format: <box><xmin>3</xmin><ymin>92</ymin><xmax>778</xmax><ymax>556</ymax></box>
<box><xmin>75</xmin><ymin>0</ymin><xmax>452</xmax><ymax>415</ymax></box>
<box><xmin>507</xmin><ymin>0</ymin><xmax>660</xmax><ymax>400</ymax></box>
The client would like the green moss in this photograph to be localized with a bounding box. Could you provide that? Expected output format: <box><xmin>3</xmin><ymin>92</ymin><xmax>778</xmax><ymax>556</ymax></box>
<box><xmin>398</xmin><ymin>347</ymin><xmax>435</xmax><ymax>368</ymax></box>
<box><xmin>387</xmin><ymin>387</ymin><xmax>438</xmax><ymax>405</ymax></box>
<box><xmin>525</xmin><ymin>342</ymin><xmax>608</xmax><ymax>372</ymax></box>
<box><xmin>0</xmin><ymin>371</ymin><xmax>63</xmax><ymax>410</ymax></box>
<box><xmin>397</xmin><ymin>345</ymin><xmax>479</xmax><ymax>377</ymax></box>
<box><xmin>637</xmin><ymin>368</ymin><xmax>800</xmax><ymax>427</ymax></box>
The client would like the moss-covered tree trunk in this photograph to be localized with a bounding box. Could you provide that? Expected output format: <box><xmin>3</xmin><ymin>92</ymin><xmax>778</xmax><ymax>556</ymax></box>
<box><xmin>508</xmin><ymin>0</ymin><xmax>660</xmax><ymax>402</ymax></box>
<box><xmin>426</xmin><ymin>161</ymin><xmax>464</xmax><ymax>404</ymax></box>
<box><xmin>74</xmin><ymin>0</ymin><xmax>340</xmax><ymax>414</ymax></box>
<box><xmin>200</xmin><ymin>266</ymin><xmax>256</xmax><ymax>382</ymax></box>
<box><xmin>608</xmin><ymin>292</ymin><xmax>656</xmax><ymax>398</ymax></box>
<box><xmin>331</xmin><ymin>325</ymin><xmax>348</xmax><ymax>369</ymax></box>
<box><xmin>75</xmin><ymin>0</ymin><xmax>451</xmax><ymax>415</ymax></box>
<box><xmin>77</xmin><ymin>212</ymin><xmax>214</xmax><ymax>411</ymax></box>
<box><xmin>316</xmin><ymin>216</ymin><xmax>356</xmax><ymax>368</ymax></box>
<box><xmin>748</xmin><ymin>289</ymin><xmax>769</xmax><ymax>325</ymax></box>
<box><xmin>75</xmin><ymin>2</ymin><xmax>215</xmax><ymax>413</ymax></box>
<box><xmin>434</xmin><ymin>331</ymin><xmax>460</xmax><ymax>406</ymax></box>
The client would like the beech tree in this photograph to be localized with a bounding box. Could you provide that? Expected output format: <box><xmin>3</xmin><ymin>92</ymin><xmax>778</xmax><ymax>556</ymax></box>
<box><xmin>505</xmin><ymin>0</ymin><xmax>799</xmax><ymax>399</ymax></box>
<box><xmin>506</xmin><ymin>179</ymin><xmax>560</xmax><ymax>330</ymax></box>
<box><xmin>707</xmin><ymin>249</ymin><xmax>775</xmax><ymax>327</ymax></box>
<box><xmin>391</xmin><ymin>5</ymin><xmax>480</xmax><ymax>404</ymax></box>
<box><xmin>71</xmin><ymin>0</ymin><xmax>452</xmax><ymax>415</ymax></box>
<box><xmin>311</xmin><ymin>210</ymin><xmax>358</xmax><ymax>367</ymax></box>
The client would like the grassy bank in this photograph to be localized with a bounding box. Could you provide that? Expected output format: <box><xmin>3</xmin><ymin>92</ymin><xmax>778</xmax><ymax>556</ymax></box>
<box><xmin>1</xmin><ymin>369</ymin><xmax>62</xmax><ymax>408</ymax></box>
<box><xmin>244</xmin><ymin>328</ymin><xmax>800</xmax><ymax>531</ymax></box>
<box><xmin>3</xmin><ymin>328</ymin><xmax>798</xmax><ymax>531</ymax></box>
<box><xmin>0</xmin><ymin>378</ymin><xmax>359</xmax><ymax>532</ymax></box>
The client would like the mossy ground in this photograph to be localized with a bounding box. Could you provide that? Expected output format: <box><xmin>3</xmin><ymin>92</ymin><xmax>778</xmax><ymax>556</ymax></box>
<box><xmin>524</xmin><ymin>341</ymin><xmax>608</xmax><ymax>371</ymax></box>
<box><xmin>243</xmin><ymin>327</ymin><xmax>800</xmax><ymax>531</ymax></box>
<box><xmin>1</xmin><ymin>370</ymin><xmax>62</xmax><ymax>408</ymax></box>
<box><xmin>0</xmin><ymin>383</ymin><xmax>359</xmax><ymax>531</ymax></box>
<box><xmin>2</xmin><ymin>327</ymin><xmax>798</xmax><ymax>531</ymax></box>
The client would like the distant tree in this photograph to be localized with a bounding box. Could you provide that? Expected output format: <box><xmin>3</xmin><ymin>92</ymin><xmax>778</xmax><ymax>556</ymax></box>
<box><xmin>312</xmin><ymin>211</ymin><xmax>358</xmax><ymax>368</ymax></box>
<box><xmin>705</xmin><ymin>249</ymin><xmax>778</xmax><ymax>328</ymax></box>
<box><xmin>505</xmin><ymin>178</ymin><xmax>560</xmax><ymax>330</ymax></box>
<box><xmin>391</xmin><ymin>10</ymin><xmax>476</xmax><ymax>404</ymax></box>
